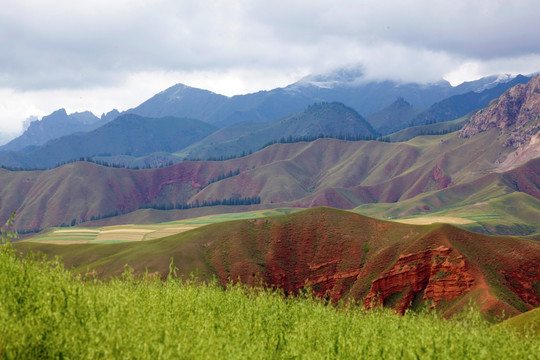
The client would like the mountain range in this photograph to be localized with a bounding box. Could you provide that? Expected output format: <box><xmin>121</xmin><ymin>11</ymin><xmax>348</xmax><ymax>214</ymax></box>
<box><xmin>4</xmin><ymin>69</ymin><xmax>540</xmax><ymax>317</ymax></box>
<box><xmin>0</xmin><ymin>114</ymin><xmax>216</xmax><ymax>169</ymax></box>
<box><xmin>0</xmin><ymin>73</ymin><xmax>532</xmax><ymax>170</ymax></box>
<box><xmin>2</xmin><ymin>75</ymin><xmax>540</xmax><ymax>235</ymax></box>
<box><xmin>127</xmin><ymin>70</ymin><xmax>529</xmax><ymax>129</ymax></box>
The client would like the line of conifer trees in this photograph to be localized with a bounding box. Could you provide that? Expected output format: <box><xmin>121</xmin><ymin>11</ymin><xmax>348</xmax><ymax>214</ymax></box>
<box><xmin>260</xmin><ymin>133</ymin><xmax>389</xmax><ymax>150</ymax></box>
<box><xmin>140</xmin><ymin>196</ymin><xmax>261</xmax><ymax>211</ymax></box>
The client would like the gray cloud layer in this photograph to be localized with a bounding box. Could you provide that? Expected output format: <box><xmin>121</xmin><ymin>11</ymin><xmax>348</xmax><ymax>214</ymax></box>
<box><xmin>2</xmin><ymin>0</ymin><xmax>540</xmax><ymax>91</ymax></box>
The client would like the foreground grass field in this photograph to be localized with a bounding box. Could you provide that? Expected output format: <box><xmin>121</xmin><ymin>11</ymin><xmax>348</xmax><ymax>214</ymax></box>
<box><xmin>1</xmin><ymin>235</ymin><xmax>539</xmax><ymax>359</ymax></box>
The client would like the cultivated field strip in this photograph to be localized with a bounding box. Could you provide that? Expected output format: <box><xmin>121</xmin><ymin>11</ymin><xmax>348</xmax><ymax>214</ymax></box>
<box><xmin>23</xmin><ymin>208</ymin><xmax>299</xmax><ymax>244</ymax></box>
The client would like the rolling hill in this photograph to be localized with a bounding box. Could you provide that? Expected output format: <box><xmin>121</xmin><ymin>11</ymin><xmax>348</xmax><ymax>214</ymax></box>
<box><xmin>2</xmin><ymin>126</ymin><xmax>539</xmax><ymax>235</ymax></box>
<box><xmin>15</xmin><ymin>207</ymin><xmax>540</xmax><ymax>317</ymax></box>
<box><xmin>177</xmin><ymin>102</ymin><xmax>378</xmax><ymax>160</ymax></box>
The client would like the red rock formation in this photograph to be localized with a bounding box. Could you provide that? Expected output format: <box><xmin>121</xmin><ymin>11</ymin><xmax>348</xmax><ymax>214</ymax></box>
<box><xmin>364</xmin><ymin>245</ymin><xmax>474</xmax><ymax>314</ymax></box>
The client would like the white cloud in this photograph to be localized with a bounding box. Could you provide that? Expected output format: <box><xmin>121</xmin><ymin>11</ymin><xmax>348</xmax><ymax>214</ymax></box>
<box><xmin>1</xmin><ymin>0</ymin><xmax>540</xmax><ymax>134</ymax></box>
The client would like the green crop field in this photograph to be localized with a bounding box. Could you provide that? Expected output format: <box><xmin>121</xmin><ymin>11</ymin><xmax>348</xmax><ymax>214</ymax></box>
<box><xmin>1</xmin><ymin>225</ymin><xmax>539</xmax><ymax>359</ymax></box>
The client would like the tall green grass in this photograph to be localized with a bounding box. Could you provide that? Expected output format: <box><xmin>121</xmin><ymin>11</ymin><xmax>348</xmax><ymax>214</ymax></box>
<box><xmin>1</xmin><ymin>227</ymin><xmax>538</xmax><ymax>358</ymax></box>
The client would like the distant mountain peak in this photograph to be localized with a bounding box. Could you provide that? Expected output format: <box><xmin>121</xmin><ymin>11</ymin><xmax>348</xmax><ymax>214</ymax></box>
<box><xmin>391</xmin><ymin>97</ymin><xmax>412</xmax><ymax>108</ymax></box>
<box><xmin>295</xmin><ymin>66</ymin><xmax>365</xmax><ymax>88</ymax></box>
<box><xmin>159</xmin><ymin>83</ymin><xmax>189</xmax><ymax>93</ymax></box>
<box><xmin>365</xmin><ymin>97</ymin><xmax>419</xmax><ymax>134</ymax></box>
<box><xmin>127</xmin><ymin>83</ymin><xmax>228</xmax><ymax>122</ymax></box>
<box><xmin>51</xmin><ymin>108</ymin><xmax>68</xmax><ymax>116</ymax></box>
<box><xmin>0</xmin><ymin>107</ymin><xmax>114</xmax><ymax>152</ymax></box>
<box><xmin>158</xmin><ymin>83</ymin><xmax>222</xmax><ymax>98</ymax></box>
<box><xmin>290</xmin><ymin>101</ymin><xmax>377</xmax><ymax>137</ymax></box>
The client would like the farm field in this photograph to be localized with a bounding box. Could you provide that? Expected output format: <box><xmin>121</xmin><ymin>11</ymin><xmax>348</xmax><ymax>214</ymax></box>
<box><xmin>23</xmin><ymin>208</ymin><xmax>300</xmax><ymax>244</ymax></box>
<box><xmin>391</xmin><ymin>216</ymin><xmax>475</xmax><ymax>225</ymax></box>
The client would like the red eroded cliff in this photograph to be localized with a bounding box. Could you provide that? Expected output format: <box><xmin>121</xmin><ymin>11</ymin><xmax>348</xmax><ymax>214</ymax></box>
<box><xmin>364</xmin><ymin>245</ymin><xmax>474</xmax><ymax>314</ymax></box>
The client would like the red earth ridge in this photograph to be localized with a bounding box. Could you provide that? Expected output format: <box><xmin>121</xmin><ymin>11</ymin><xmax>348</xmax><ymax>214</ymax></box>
<box><xmin>364</xmin><ymin>245</ymin><xmax>474</xmax><ymax>313</ymax></box>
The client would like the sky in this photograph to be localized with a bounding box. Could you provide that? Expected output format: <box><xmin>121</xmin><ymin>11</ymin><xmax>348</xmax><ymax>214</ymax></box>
<box><xmin>1</xmin><ymin>0</ymin><xmax>540</xmax><ymax>138</ymax></box>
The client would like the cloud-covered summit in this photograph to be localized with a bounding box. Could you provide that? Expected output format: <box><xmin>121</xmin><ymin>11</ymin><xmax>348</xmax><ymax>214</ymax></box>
<box><xmin>1</xmin><ymin>0</ymin><xmax>540</xmax><ymax>134</ymax></box>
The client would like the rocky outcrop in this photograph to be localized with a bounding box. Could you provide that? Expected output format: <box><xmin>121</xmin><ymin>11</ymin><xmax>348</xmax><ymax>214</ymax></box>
<box><xmin>497</xmin><ymin>130</ymin><xmax>540</xmax><ymax>171</ymax></box>
<box><xmin>432</xmin><ymin>163</ymin><xmax>452</xmax><ymax>189</ymax></box>
<box><xmin>364</xmin><ymin>245</ymin><xmax>474</xmax><ymax>314</ymax></box>
<box><xmin>460</xmin><ymin>75</ymin><xmax>540</xmax><ymax>149</ymax></box>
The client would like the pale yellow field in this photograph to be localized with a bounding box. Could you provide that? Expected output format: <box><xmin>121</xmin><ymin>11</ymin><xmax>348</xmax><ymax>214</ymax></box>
<box><xmin>392</xmin><ymin>216</ymin><xmax>475</xmax><ymax>225</ymax></box>
<box><xmin>27</xmin><ymin>225</ymin><xmax>206</xmax><ymax>244</ymax></box>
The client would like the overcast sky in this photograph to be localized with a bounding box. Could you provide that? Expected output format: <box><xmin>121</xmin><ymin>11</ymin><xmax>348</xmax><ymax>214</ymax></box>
<box><xmin>1</xmin><ymin>0</ymin><xmax>540</xmax><ymax>137</ymax></box>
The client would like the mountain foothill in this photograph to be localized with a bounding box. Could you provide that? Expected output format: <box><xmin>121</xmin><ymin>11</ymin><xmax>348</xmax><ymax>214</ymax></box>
<box><xmin>3</xmin><ymin>70</ymin><xmax>540</xmax><ymax>316</ymax></box>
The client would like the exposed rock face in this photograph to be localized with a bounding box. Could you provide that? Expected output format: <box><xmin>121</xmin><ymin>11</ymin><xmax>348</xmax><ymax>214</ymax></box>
<box><xmin>497</xmin><ymin>130</ymin><xmax>540</xmax><ymax>171</ymax></box>
<box><xmin>460</xmin><ymin>75</ymin><xmax>540</xmax><ymax>149</ymax></box>
<box><xmin>364</xmin><ymin>245</ymin><xmax>475</xmax><ymax>314</ymax></box>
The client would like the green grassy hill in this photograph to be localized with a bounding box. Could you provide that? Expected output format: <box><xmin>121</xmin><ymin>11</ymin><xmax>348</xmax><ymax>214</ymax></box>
<box><xmin>177</xmin><ymin>102</ymin><xmax>377</xmax><ymax>160</ymax></box>
<box><xmin>387</xmin><ymin>116</ymin><xmax>469</xmax><ymax>142</ymax></box>
<box><xmin>498</xmin><ymin>307</ymin><xmax>540</xmax><ymax>337</ymax></box>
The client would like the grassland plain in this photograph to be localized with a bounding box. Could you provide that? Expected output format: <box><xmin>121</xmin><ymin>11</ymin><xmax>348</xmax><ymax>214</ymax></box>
<box><xmin>1</xmin><ymin>238</ymin><xmax>539</xmax><ymax>359</ymax></box>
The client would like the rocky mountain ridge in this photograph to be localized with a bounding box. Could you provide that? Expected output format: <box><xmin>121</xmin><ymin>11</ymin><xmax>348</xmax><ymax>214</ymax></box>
<box><xmin>460</xmin><ymin>75</ymin><xmax>540</xmax><ymax>147</ymax></box>
<box><xmin>0</xmin><ymin>109</ymin><xmax>118</xmax><ymax>152</ymax></box>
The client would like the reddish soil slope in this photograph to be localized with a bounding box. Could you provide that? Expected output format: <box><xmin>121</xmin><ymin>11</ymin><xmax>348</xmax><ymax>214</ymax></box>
<box><xmin>363</xmin><ymin>245</ymin><xmax>474</xmax><ymax>314</ymax></box>
<box><xmin>202</xmin><ymin>209</ymin><xmax>539</xmax><ymax>316</ymax></box>
<box><xmin>19</xmin><ymin>208</ymin><xmax>540</xmax><ymax>317</ymax></box>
